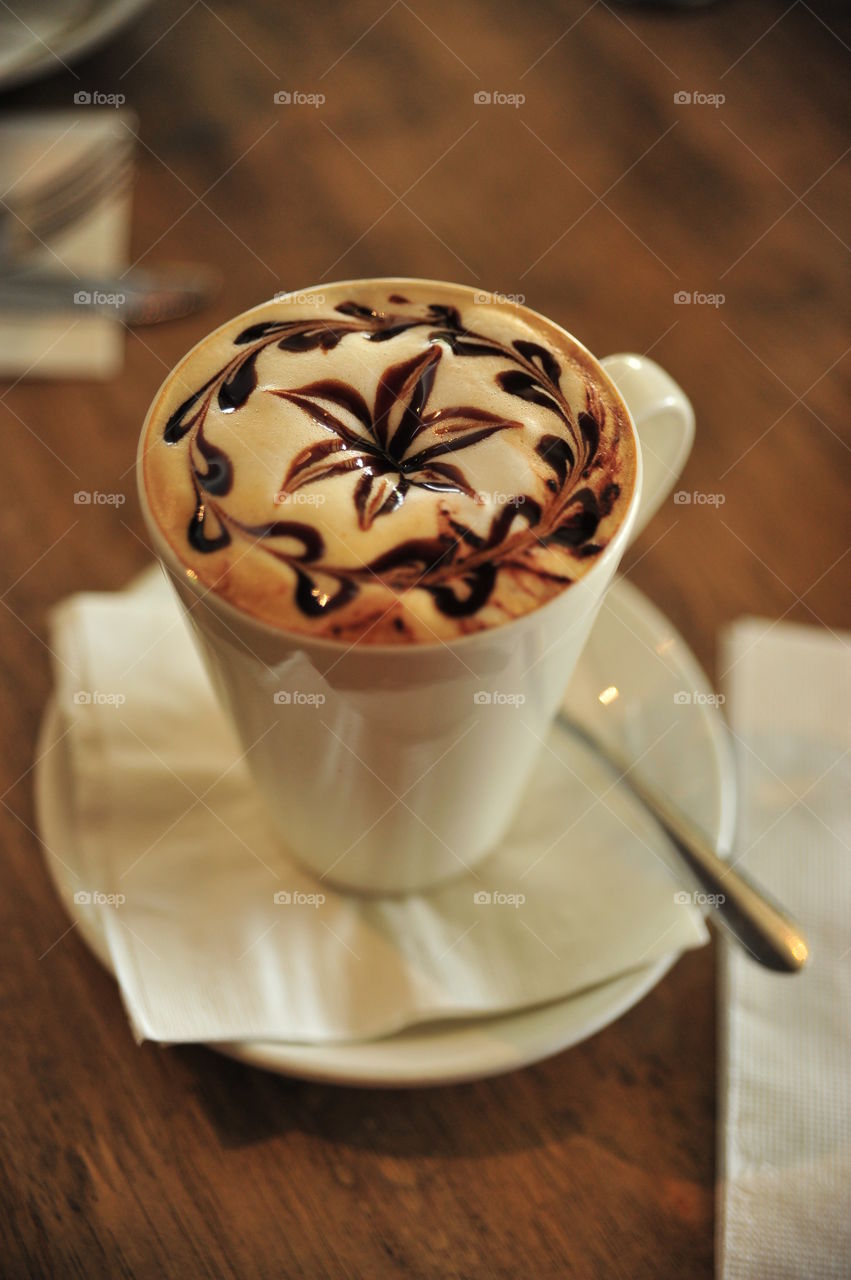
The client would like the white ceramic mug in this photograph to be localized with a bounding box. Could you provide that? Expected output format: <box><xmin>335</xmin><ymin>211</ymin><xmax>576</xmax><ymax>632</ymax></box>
<box><xmin>139</xmin><ymin>320</ymin><xmax>694</xmax><ymax>895</ymax></box>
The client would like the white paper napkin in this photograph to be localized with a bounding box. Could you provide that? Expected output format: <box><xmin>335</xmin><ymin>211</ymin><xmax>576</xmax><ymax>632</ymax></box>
<box><xmin>47</xmin><ymin>566</ymin><xmax>708</xmax><ymax>1045</ymax></box>
<box><xmin>718</xmin><ymin>619</ymin><xmax>851</xmax><ymax>1279</ymax></box>
<box><xmin>0</xmin><ymin>111</ymin><xmax>133</xmax><ymax>380</ymax></box>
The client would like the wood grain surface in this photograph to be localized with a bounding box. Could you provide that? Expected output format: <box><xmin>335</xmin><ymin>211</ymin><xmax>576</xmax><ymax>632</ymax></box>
<box><xmin>1</xmin><ymin>2</ymin><xmax>848</xmax><ymax>1276</ymax></box>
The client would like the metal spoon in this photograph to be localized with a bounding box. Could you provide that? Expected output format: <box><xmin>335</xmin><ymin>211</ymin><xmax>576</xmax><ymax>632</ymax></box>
<box><xmin>560</xmin><ymin>716</ymin><xmax>809</xmax><ymax>973</ymax></box>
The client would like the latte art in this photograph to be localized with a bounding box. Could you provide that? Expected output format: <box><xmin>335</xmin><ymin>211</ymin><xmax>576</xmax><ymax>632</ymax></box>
<box><xmin>140</xmin><ymin>280</ymin><xmax>636</xmax><ymax>642</ymax></box>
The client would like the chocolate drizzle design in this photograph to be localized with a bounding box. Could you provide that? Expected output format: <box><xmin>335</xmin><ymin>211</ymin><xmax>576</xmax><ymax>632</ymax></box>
<box><xmin>160</xmin><ymin>299</ymin><xmax>622</xmax><ymax>623</ymax></box>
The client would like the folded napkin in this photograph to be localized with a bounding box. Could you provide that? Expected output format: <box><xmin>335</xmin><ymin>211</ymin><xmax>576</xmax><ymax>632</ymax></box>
<box><xmin>48</xmin><ymin>567</ymin><xmax>708</xmax><ymax>1045</ymax></box>
<box><xmin>719</xmin><ymin>619</ymin><xmax>851</xmax><ymax>1278</ymax></box>
<box><xmin>0</xmin><ymin>111</ymin><xmax>133</xmax><ymax>379</ymax></box>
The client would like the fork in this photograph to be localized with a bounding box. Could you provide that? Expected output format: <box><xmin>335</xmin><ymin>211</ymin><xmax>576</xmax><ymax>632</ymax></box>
<box><xmin>0</xmin><ymin>132</ymin><xmax>134</xmax><ymax>267</ymax></box>
<box><xmin>0</xmin><ymin>131</ymin><xmax>217</xmax><ymax>323</ymax></box>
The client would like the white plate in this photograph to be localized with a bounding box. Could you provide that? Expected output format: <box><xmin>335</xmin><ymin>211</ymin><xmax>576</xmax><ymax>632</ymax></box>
<box><xmin>0</xmin><ymin>0</ymin><xmax>152</xmax><ymax>93</ymax></box>
<box><xmin>35</xmin><ymin>575</ymin><xmax>735</xmax><ymax>1087</ymax></box>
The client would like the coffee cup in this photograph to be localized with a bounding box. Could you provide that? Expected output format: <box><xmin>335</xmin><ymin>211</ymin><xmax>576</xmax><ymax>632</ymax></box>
<box><xmin>138</xmin><ymin>279</ymin><xmax>693</xmax><ymax>893</ymax></box>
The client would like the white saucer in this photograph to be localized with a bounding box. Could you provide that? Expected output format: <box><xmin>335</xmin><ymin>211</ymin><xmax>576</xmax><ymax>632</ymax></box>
<box><xmin>35</xmin><ymin>576</ymin><xmax>735</xmax><ymax>1087</ymax></box>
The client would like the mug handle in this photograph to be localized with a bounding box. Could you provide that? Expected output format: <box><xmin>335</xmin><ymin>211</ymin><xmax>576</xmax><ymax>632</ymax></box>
<box><xmin>600</xmin><ymin>353</ymin><xmax>695</xmax><ymax>544</ymax></box>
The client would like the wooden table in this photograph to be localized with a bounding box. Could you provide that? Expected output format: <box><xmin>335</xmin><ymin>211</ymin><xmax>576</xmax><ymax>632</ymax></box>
<box><xmin>1</xmin><ymin>2</ymin><xmax>848</xmax><ymax>1275</ymax></box>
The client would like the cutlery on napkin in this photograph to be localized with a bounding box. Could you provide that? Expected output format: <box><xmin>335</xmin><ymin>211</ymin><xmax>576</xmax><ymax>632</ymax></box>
<box><xmin>0</xmin><ymin>111</ymin><xmax>134</xmax><ymax>380</ymax></box>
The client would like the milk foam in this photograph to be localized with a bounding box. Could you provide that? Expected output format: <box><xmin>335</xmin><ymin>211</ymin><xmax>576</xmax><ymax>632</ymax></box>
<box><xmin>140</xmin><ymin>280</ymin><xmax>636</xmax><ymax>643</ymax></box>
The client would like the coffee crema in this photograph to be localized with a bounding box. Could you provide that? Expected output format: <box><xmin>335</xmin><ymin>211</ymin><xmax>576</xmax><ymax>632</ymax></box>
<box><xmin>140</xmin><ymin>280</ymin><xmax>636</xmax><ymax>643</ymax></box>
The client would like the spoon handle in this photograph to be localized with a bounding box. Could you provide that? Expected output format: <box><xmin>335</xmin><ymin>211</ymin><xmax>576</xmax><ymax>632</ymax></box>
<box><xmin>562</xmin><ymin>718</ymin><xmax>809</xmax><ymax>973</ymax></box>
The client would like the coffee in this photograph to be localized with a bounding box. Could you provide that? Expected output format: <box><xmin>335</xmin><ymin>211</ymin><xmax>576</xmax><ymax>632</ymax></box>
<box><xmin>140</xmin><ymin>279</ymin><xmax>636</xmax><ymax>644</ymax></box>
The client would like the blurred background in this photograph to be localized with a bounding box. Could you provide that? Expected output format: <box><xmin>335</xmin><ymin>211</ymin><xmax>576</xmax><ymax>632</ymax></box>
<box><xmin>0</xmin><ymin>2</ymin><xmax>848</xmax><ymax>1276</ymax></box>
